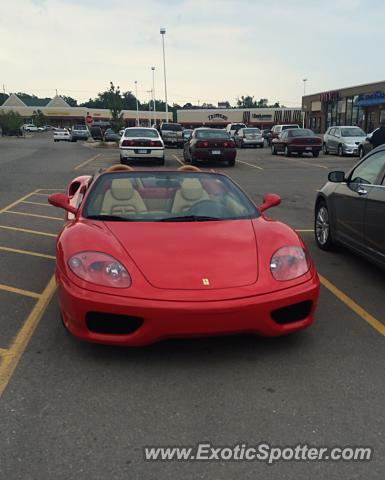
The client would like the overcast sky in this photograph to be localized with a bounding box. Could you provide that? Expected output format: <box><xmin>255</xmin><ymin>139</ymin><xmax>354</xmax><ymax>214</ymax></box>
<box><xmin>1</xmin><ymin>0</ymin><xmax>384</xmax><ymax>106</ymax></box>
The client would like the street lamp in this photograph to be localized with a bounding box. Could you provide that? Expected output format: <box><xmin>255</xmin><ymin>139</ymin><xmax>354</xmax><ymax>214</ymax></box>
<box><xmin>160</xmin><ymin>27</ymin><xmax>168</xmax><ymax>121</ymax></box>
<box><xmin>146</xmin><ymin>90</ymin><xmax>152</xmax><ymax>127</ymax></box>
<box><xmin>302</xmin><ymin>78</ymin><xmax>308</xmax><ymax>128</ymax></box>
<box><xmin>134</xmin><ymin>81</ymin><xmax>139</xmax><ymax>126</ymax></box>
<box><xmin>151</xmin><ymin>66</ymin><xmax>156</xmax><ymax>127</ymax></box>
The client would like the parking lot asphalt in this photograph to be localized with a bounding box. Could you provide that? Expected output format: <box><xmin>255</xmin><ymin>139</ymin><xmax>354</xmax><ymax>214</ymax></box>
<box><xmin>0</xmin><ymin>133</ymin><xmax>384</xmax><ymax>480</ymax></box>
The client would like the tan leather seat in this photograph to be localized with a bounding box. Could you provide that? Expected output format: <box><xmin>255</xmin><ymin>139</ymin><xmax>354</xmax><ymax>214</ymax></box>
<box><xmin>101</xmin><ymin>178</ymin><xmax>147</xmax><ymax>215</ymax></box>
<box><xmin>171</xmin><ymin>178</ymin><xmax>210</xmax><ymax>213</ymax></box>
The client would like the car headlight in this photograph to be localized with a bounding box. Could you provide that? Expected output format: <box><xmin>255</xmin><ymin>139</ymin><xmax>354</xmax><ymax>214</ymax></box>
<box><xmin>68</xmin><ymin>251</ymin><xmax>131</xmax><ymax>288</ymax></box>
<box><xmin>270</xmin><ymin>246</ymin><xmax>310</xmax><ymax>281</ymax></box>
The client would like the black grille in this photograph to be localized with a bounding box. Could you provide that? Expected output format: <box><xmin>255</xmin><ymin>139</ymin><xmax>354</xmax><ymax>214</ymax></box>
<box><xmin>86</xmin><ymin>312</ymin><xmax>143</xmax><ymax>334</ymax></box>
<box><xmin>271</xmin><ymin>301</ymin><xmax>312</xmax><ymax>324</ymax></box>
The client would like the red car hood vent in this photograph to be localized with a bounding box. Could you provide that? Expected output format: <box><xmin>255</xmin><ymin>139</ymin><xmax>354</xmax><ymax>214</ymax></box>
<box><xmin>106</xmin><ymin>220</ymin><xmax>258</xmax><ymax>290</ymax></box>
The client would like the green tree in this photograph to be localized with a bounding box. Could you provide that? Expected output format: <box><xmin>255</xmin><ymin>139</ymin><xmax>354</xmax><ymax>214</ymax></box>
<box><xmin>0</xmin><ymin>110</ymin><xmax>24</xmax><ymax>135</ymax></box>
<box><xmin>105</xmin><ymin>82</ymin><xmax>124</xmax><ymax>131</ymax></box>
<box><xmin>62</xmin><ymin>96</ymin><xmax>78</xmax><ymax>107</ymax></box>
<box><xmin>31</xmin><ymin>109</ymin><xmax>46</xmax><ymax>127</ymax></box>
<box><xmin>257</xmin><ymin>98</ymin><xmax>268</xmax><ymax>108</ymax></box>
<box><xmin>0</xmin><ymin>93</ymin><xmax>8</xmax><ymax>105</ymax></box>
<box><xmin>236</xmin><ymin>96</ymin><xmax>257</xmax><ymax>108</ymax></box>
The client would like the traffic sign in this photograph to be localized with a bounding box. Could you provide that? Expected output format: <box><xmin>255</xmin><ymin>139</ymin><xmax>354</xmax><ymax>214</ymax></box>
<box><xmin>85</xmin><ymin>115</ymin><xmax>93</xmax><ymax>125</ymax></box>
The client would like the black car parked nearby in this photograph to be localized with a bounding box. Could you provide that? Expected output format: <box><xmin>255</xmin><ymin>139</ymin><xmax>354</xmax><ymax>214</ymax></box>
<box><xmin>315</xmin><ymin>144</ymin><xmax>385</xmax><ymax>269</ymax></box>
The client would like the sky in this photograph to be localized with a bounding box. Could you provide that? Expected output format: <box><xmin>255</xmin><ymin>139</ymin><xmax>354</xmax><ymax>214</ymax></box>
<box><xmin>0</xmin><ymin>0</ymin><xmax>384</xmax><ymax>107</ymax></box>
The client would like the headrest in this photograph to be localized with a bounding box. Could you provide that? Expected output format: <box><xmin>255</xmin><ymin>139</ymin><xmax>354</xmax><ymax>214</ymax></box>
<box><xmin>105</xmin><ymin>164</ymin><xmax>134</xmax><ymax>172</ymax></box>
<box><xmin>180</xmin><ymin>178</ymin><xmax>204</xmax><ymax>201</ymax></box>
<box><xmin>110</xmin><ymin>178</ymin><xmax>134</xmax><ymax>200</ymax></box>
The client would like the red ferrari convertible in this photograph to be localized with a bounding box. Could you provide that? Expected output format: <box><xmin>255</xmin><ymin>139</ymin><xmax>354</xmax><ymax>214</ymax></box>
<box><xmin>48</xmin><ymin>165</ymin><xmax>319</xmax><ymax>346</ymax></box>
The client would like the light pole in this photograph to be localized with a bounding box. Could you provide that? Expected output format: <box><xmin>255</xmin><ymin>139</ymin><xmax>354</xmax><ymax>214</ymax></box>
<box><xmin>160</xmin><ymin>27</ymin><xmax>168</xmax><ymax>121</ymax></box>
<box><xmin>302</xmin><ymin>78</ymin><xmax>308</xmax><ymax>128</ymax></box>
<box><xmin>151</xmin><ymin>66</ymin><xmax>156</xmax><ymax>127</ymax></box>
<box><xmin>146</xmin><ymin>90</ymin><xmax>152</xmax><ymax>127</ymax></box>
<box><xmin>134</xmin><ymin>81</ymin><xmax>139</xmax><ymax>126</ymax></box>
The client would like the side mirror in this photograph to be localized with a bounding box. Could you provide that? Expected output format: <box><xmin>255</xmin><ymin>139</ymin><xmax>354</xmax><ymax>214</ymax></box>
<box><xmin>48</xmin><ymin>193</ymin><xmax>78</xmax><ymax>214</ymax></box>
<box><xmin>259</xmin><ymin>193</ymin><xmax>281</xmax><ymax>213</ymax></box>
<box><xmin>328</xmin><ymin>171</ymin><xmax>345</xmax><ymax>183</ymax></box>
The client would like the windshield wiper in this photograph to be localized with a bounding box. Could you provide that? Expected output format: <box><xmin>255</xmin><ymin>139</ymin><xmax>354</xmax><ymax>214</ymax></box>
<box><xmin>158</xmin><ymin>215</ymin><xmax>221</xmax><ymax>222</ymax></box>
<box><xmin>85</xmin><ymin>215</ymin><xmax>134</xmax><ymax>221</ymax></box>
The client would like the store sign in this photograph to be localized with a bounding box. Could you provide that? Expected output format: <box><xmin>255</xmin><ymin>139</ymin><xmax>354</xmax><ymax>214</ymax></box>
<box><xmin>357</xmin><ymin>91</ymin><xmax>385</xmax><ymax>107</ymax></box>
<box><xmin>208</xmin><ymin>113</ymin><xmax>228</xmax><ymax>121</ymax></box>
<box><xmin>252</xmin><ymin>114</ymin><xmax>272</xmax><ymax>120</ymax></box>
<box><xmin>320</xmin><ymin>91</ymin><xmax>339</xmax><ymax>102</ymax></box>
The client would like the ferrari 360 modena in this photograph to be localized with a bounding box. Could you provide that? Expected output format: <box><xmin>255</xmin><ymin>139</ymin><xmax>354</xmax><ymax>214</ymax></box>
<box><xmin>48</xmin><ymin>165</ymin><xmax>320</xmax><ymax>346</ymax></box>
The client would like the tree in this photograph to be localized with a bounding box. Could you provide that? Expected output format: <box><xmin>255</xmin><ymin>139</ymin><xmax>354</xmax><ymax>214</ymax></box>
<box><xmin>257</xmin><ymin>98</ymin><xmax>268</xmax><ymax>108</ymax></box>
<box><xmin>0</xmin><ymin>93</ymin><xmax>8</xmax><ymax>105</ymax></box>
<box><xmin>0</xmin><ymin>110</ymin><xmax>24</xmax><ymax>135</ymax></box>
<box><xmin>236</xmin><ymin>96</ymin><xmax>257</xmax><ymax>108</ymax></box>
<box><xmin>31</xmin><ymin>109</ymin><xmax>47</xmax><ymax>127</ymax></box>
<box><xmin>62</xmin><ymin>96</ymin><xmax>78</xmax><ymax>107</ymax></box>
<box><xmin>104</xmin><ymin>82</ymin><xmax>124</xmax><ymax>132</ymax></box>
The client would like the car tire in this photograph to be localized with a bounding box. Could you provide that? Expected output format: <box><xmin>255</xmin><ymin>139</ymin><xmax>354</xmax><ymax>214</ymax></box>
<box><xmin>284</xmin><ymin>146</ymin><xmax>291</xmax><ymax>157</ymax></box>
<box><xmin>191</xmin><ymin>156</ymin><xmax>198</xmax><ymax>166</ymax></box>
<box><xmin>315</xmin><ymin>201</ymin><xmax>336</xmax><ymax>251</ymax></box>
<box><xmin>323</xmin><ymin>143</ymin><xmax>329</xmax><ymax>154</ymax></box>
<box><xmin>158</xmin><ymin>157</ymin><xmax>165</xmax><ymax>166</ymax></box>
<box><xmin>313</xmin><ymin>151</ymin><xmax>320</xmax><ymax>158</ymax></box>
<box><xmin>359</xmin><ymin>147</ymin><xmax>364</xmax><ymax>159</ymax></box>
<box><xmin>228</xmin><ymin>158</ymin><xmax>235</xmax><ymax>167</ymax></box>
<box><xmin>338</xmin><ymin>144</ymin><xmax>344</xmax><ymax>157</ymax></box>
<box><xmin>271</xmin><ymin>145</ymin><xmax>277</xmax><ymax>155</ymax></box>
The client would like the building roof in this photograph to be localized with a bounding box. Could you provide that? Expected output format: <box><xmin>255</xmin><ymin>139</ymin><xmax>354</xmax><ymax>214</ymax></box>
<box><xmin>2</xmin><ymin>93</ymin><xmax>27</xmax><ymax>107</ymax></box>
<box><xmin>46</xmin><ymin>95</ymin><xmax>70</xmax><ymax>108</ymax></box>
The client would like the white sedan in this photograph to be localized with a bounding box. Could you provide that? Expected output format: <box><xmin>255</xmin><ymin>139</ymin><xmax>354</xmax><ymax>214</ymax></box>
<box><xmin>119</xmin><ymin>127</ymin><xmax>165</xmax><ymax>165</ymax></box>
<box><xmin>53</xmin><ymin>128</ymin><xmax>71</xmax><ymax>142</ymax></box>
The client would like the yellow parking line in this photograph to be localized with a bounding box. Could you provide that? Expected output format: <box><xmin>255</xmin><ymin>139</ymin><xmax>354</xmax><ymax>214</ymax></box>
<box><xmin>0</xmin><ymin>284</ymin><xmax>41</xmax><ymax>299</ymax></box>
<box><xmin>4</xmin><ymin>210</ymin><xmax>63</xmax><ymax>221</ymax></box>
<box><xmin>237</xmin><ymin>160</ymin><xmax>263</xmax><ymax>171</ymax></box>
<box><xmin>0</xmin><ymin>225</ymin><xmax>56</xmax><ymax>237</ymax></box>
<box><xmin>74</xmin><ymin>153</ymin><xmax>101</xmax><ymax>170</ymax></box>
<box><xmin>319</xmin><ymin>274</ymin><xmax>385</xmax><ymax>337</ymax></box>
<box><xmin>296</xmin><ymin>229</ymin><xmax>313</xmax><ymax>233</ymax></box>
<box><xmin>21</xmin><ymin>200</ymin><xmax>53</xmax><ymax>207</ymax></box>
<box><xmin>0</xmin><ymin>190</ymin><xmax>39</xmax><ymax>215</ymax></box>
<box><xmin>35</xmin><ymin>188</ymin><xmax>65</xmax><ymax>192</ymax></box>
<box><xmin>0</xmin><ymin>275</ymin><xmax>57</xmax><ymax>397</ymax></box>
<box><xmin>172</xmin><ymin>154</ymin><xmax>184</xmax><ymax>165</ymax></box>
<box><xmin>0</xmin><ymin>246</ymin><xmax>55</xmax><ymax>260</ymax></box>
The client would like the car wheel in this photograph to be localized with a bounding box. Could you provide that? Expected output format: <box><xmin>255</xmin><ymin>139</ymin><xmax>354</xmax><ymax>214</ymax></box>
<box><xmin>359</xmin><ymin>147</ymin><xmax>364</xmax><ymax>159</ymax></box>
<box><xmin>313</xmin><ymin>151</ymin><xmax>320</xmax><ymax>158</ymax></box>
<box><xmin>284</xmin><ymin>146</ymin><xmax>291</xmax><ymax>157</ymax></box>
<box><xmin>323</xmin><ymin>143</ymin><xmax>329</xmax><ymax>154</ymax></box>
<box><xmin>315</xmin><ymin>201</ymin><xmax>336</xmax><ymax>250</ymax></box>
<box><xmin>228</xmin><ymin>158</ymin><xmax>235</xmax><ymax>167</ymax></box>
<box><xmin>338</xmin><ymin>144</ymin><xmax>344</xmax><ymax>157</ymax></box>
<box><xmin>191</xmin><ymin>156</ymin><xmax>198</xmax><ymax>166</ymax></box>
<box><xmin>271</xmin><ymin>145</ymin><xmax>277</xmax><ymax>155</ymax></box>
<box><xmin>158</xmin><ymin>157</ymin><xmax>165</xmax><ymax>166</ymax></box>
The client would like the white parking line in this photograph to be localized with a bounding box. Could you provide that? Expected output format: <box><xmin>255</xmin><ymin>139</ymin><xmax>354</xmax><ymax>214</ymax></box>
<box><xmin>172</xmin><ymin>154</ymin><xmax>184</xmax><ymax>165</ymax></box>
<box><xmin>237</xmin><ymin>160</ymin><xmax>263</xmax><ymax>171</ymax></box>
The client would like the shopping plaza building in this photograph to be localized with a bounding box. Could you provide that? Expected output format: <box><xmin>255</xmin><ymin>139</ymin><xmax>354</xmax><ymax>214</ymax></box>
<box><xmin>302</xmin><ymin>80</ymin><xmax>385</xmax><ymax>133</ymax></box>
<box><xmin>0</xmin><ymin>94</ymin><xmax>171</xmax><ymax>126</ymax></box>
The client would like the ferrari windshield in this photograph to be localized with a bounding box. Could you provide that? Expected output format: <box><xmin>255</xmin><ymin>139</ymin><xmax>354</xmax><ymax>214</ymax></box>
<box><xmin>82</xmin><ymin>172</ymin><xmax>259</xmax><ymax>222</ymax></box>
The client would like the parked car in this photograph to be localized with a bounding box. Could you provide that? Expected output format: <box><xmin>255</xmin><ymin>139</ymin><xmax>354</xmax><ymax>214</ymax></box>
<box><xmin>47</xmin><ymin>168</ymin><xmax>319</xmax><ymax>345</ymax></box>
<box><xmin>315</xmin><ymin>144</ymin><xmax>385</xmax><ymax>269</ymax></box>
<box><xmin>271</xmin><ymin>128</ymin><xmax>322</xmax><ymax>157</ymax></box>
<box><xmin>262</xmin><ymin>128</ymin><xmax>273</xmax><ymax>141</ymax></box>
<box><xmin>159</xmin><ymin>123</ymin><xmax>184</xmax><ymax>148</ymax></box>
<box><xmin>234</xmin><ymin>128</ymin><xmax>264</xmax><ymax>148</ymax></box>
<box><xmin>358</xmin><ymin>129</ymin><xmax>377</xmax><ymax>158</ymax></box>
<box><xmin>71</xmin><ymin>124</ymin><xmax>90</xmax><ymax>142</ymax></box>
<box><xmin>268</xmin><ymin>124</ymin><xmax>300</xmax><ymax>145</ymax></box>
<box><xmin>23</xmin><ymin>124</ymin><xmax>38</xmax><ymax>132</ymax></box>
<box><xmin>225</xmin><ymin>123</ymin><xmax>247</xmax><ymax>138</ymax></box>
<box><xmin>104</xmin><ymin>128</ymin><xmax>121</xmax><ymax>142</ymax></box>
<box><xmin>53</xmin><ymin>128</ymin><xmax>71</xmax><ymax>142</ymax></box>
<box><xmin>183</xmin><ymin>129</ymin><xmax>193</xmax><ymax>143</ymax></box>
<box><xmin>119</xmin><ymin>127</ymin><xmax>164</xmax><ymax>165</ymax></box>
<box><xmin>89</xmin><ymin>126</ymin><xmax>104</xmax><ymax>141</ymax></box>
<box><xmin>323</xmin><ymin>126</ymin><xmax>366</xmax><ymax>156</ymax></box>
<box><xmin>183</xmin><ymin>128</ymin><xmax>236</xmax><ymax>166</ymax></box>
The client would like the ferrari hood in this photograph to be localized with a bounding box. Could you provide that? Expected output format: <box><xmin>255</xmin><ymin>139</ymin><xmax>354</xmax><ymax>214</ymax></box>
<box><xmin>105</xmin><ymin>220</ymin><xmax>258</xmax><ymax>290</ymax></box>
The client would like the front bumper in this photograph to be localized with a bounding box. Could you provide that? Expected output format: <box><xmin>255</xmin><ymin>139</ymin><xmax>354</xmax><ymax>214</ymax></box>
<box><xmin>120</xmin><ymin>148</ymin><xmax>164</xmax><ymax>160</ymax></box>
<box><xmin>342</xmin><ymin>145</ymin><xmax>358</xmax><ymax>155</ymax></box>
<box><xmin>57</xmin><ymin>271</ymin><xmax>320</xmax><ymax>346</ymax></box>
